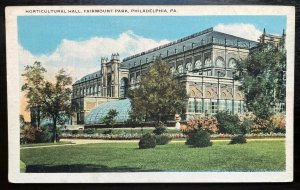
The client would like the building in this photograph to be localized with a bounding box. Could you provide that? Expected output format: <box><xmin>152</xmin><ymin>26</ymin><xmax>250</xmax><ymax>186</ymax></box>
<box><xmin>71</xmin><ymin>27</ymin><xmax>284</xmax><ymax>126</ymax></box>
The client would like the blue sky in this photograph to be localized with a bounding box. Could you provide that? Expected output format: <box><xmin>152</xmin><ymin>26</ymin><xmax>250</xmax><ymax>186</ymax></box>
<box><xmin>18</xmin><ymin>16</ymin><xmax>286</xmax><ymax>55</ymax></box>
<box><xmin>18</xmin><ymin>15</ymin><xmax>286</xmax><ymax>120</ymax></box>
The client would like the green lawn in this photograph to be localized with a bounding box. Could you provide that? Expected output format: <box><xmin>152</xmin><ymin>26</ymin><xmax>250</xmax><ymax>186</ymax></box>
<box><xmin>20</xmin><ymin>160</ymin><xmax>26</xmax><ymax>172</ymax></box>
<box><xmin>21</xmin><ymin>140</ymin><xmax>285</xmax><ymax>172</ymax></box>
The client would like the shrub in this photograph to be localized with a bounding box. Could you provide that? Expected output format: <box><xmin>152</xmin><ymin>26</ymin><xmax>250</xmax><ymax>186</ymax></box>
<box><xmin>102</xmin><ymin>129</ymin><xmax>112</xmax><ymax>135</ymax></box>
<box><xmin>229</xmin><ymin>135</ymin><xmax>247</xmax><ymax>144</ymax></box>
<box><xmin>186</xmin><ymin>130</ymin><xmax>212</xmax><ymax>148</ymax></box>
<box><xmin>153</xmin><ymin>122</ymin><xmax>167</xmax><ymax>135</ymax></box>
<box><xmin>20</xmin><ymin>125</ymin><xmax>53</xmax><ymax>144</ymax></box>
<box><xmin>155</xmin><ymin>135</ymin><xmax>171</xmax><ymax>145</ymax></box>
<box><xmin>270</xmin><ymin>114</ymin><xmax>286</xmax><ymax>133</ymax></box>
<box><xmin>35</xmin><ymin>126</ymin><xmax>52</xmax><ymax>143</ymax></box>
<box><xmin>239</xmin><ymin>119</ymin><xmax>253</xmax><ymax>135</ymax></box>
<box><xmin>84</xmin><ymin>128</ymin><xmax>96</xmax><ymax>134</ymax></box>
<box><xmin>181</xmin><ymin>116</ymin><xmax>218</xmax><ymax>135</ymax></box>
<box><xmin>251</xmin><ymin>118</ymin><xmax>272</xmax><ymax>134</ymax></box>
<box><xmin>21</xmin><ymin>124</ymin><xmax>37</xmax><ymax>144</ymax></box>
<box><xmin>71</xmin><ymin>130</ymin><xmax>79</xmax><ymax>135</ymax></box>
<box><xmin>102</xmin><ymin>109</ymin><xmax>119</xmax><ymax>129</ymax></box>
<box><xmin>237</xmin><ymin>112</ymin><xmax>256</xmax><ymax>123</ymax></box>
<box><xmin>139</xmin><ymin>133</ymin><xmax>156</xmax><ymax>149</ymax></box>
<box><xmin>215</xmin><ymin>111</ymin><xmax>240</xmax><ymax>134</ymax></box>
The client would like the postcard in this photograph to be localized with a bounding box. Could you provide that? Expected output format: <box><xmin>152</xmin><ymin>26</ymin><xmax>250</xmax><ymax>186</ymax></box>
<box><xmin>6</xmin><ymin>5</ymin><xmax>294</xmax><ymax>183</ymax></box>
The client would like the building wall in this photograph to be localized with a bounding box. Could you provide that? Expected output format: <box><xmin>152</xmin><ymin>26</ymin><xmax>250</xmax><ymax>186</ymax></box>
<box><xmin>71</xmin><ymin>29</ymin><xmax>284</xmax><ymax>125</ymax></box>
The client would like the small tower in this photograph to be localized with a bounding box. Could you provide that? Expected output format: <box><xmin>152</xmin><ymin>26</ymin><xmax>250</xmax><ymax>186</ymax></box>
<box><xmin>259</xmin><ymin>28</ymin><xmax>266</xmax><ymax>43</ymax></box>
<box><xmin>100</xmin><ymin>57</ymin><xmax>109</xmax><ymax>97</ymax></box>
<box><xmin>101</xmin><ymin>53</ymin><xmax>121</xmax><ymax>98</ymax></box>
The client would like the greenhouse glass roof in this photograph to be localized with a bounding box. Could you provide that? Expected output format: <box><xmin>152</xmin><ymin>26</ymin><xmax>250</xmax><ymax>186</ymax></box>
<box><xmin>85</xmin><ymin>98</ymin><xmax>131</xmax><ymax>125</ymax></box>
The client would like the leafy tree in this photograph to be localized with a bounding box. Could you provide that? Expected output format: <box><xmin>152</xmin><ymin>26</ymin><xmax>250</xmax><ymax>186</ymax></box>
<box><xmin>129</xmin><ymin>58</ymin><xmax>187</xmax><ymax>125</ymax></box>
<box><xmin>102</xmin><ymin>109</ymin><xmax>119</xmax><ymax>130</ymax></box>
<box><xmin>21</xmin><ymin>61</ymin><xmax>73</xmax><ymax>142</ymax></box>
<box><xmin>235</xmin><ymin>39</ymin><xmax>286</xmax><ymax>119</ymax></box>
<box><xmin>19</xmin><ymin>114</ymin><xmax>25</xmax><ymax>128</ymax></box>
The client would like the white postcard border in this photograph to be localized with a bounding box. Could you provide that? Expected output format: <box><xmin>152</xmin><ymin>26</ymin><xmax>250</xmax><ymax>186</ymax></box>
<box><xmin>6</xmin><ymin>5</ymin><xmax>295</xmax><ymax>183</ymax></box>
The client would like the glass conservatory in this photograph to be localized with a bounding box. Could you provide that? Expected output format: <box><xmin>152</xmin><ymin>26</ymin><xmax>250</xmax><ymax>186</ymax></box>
<box><xmin>85</xmin><ymin>98</ymin><xmax>131</xmax><ymax>125</ymax></box>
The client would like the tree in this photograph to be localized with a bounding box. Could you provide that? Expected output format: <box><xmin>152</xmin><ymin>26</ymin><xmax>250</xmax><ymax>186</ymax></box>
<box><xmin>19</xmin><ymin>114</ymin><xmax>25</xmax><ymax>128</ymax></box>
<box><xmin>235</xmin><ymin>39</ymin><xmax>286</xmax><ymax>119</ymax></box>
<box><xmin>102</xmin><ymin>109</ymin><xmax>119</xmax><ymax>129</ymax></box>
<box><xmin>128</xmin><ymin>58</ymin><xmax>187</xmax><ymax>124</ymax></box>
<box><xmin>21</xmin><ymin>61</ymin><xmax>73</xmax><ymax>142</ymax></box>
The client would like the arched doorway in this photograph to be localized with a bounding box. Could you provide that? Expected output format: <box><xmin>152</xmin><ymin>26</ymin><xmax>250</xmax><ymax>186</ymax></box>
<box><xmin>120</xmin><ymin>77</ymin><xmax>129</xmax><ymax>98</ymax></box>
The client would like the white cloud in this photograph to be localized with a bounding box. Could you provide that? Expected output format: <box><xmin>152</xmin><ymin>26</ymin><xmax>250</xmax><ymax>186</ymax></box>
<box><xmin>214</xmin><ymin>23</ymin><xmax>263</xmax><ymax>41</ymax></box>
<box><xmin>19</xmin><ymin>30</ymin><xmax>170</xmax><ymax>82</ymax></box>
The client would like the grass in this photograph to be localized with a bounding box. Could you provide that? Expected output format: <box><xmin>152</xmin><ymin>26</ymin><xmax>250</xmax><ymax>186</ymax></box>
<box><xmin>20</xmin><ymin>160</ymin><xmax>26</xmax><ymax>172</ymax></box>
<box><xmin>20</xmin><ymin>139</ymin><xmax>285</xmax><ymax>172</ymax></box>
<box><xmin>21</xmin><ymin>141</ymin><xmax>73</xmax><ymax>148</ymax></box>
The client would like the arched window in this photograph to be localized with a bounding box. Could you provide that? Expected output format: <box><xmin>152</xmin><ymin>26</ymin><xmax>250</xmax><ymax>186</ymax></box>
<box><xmin>185</xmin><ymin>62</ymin><xmax>192</xmax><ymax>72</ymax></box>
<box><xmin>204</xmin><ymin>58</ymin><xmax>212</xmax><ymax>67</ymax></box>
<box><xmin>228</xmin><ymin>58</ymin><xmax>237</xmax><ymax>68</ymax></box>
<box><xmin>194</xmin><ymin>60</ymin><xmax>202</xmax><ymax>70</ymax></box>
<box><xmin>215</xmin><ymin>57</ymin><xmax>225</xmax><ymax>67</ymax></box>
<box><xmin>177</xmin><ymin>65</ymin><xmax>184</xmax><ymax>73</ymax></box>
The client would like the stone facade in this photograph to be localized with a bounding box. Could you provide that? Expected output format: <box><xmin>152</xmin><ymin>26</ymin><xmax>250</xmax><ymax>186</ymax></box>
<box><xmin>71</xmin><ymin>27</ymin><xmax>284</xmax><ymax>124</ymax></box>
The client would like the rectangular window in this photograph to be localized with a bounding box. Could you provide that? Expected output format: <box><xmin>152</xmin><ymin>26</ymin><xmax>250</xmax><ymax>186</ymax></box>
<box><xmin>225</xmin><ymin>100</ymin><xmax>233</xmax><ymax>114</ymax></box>
<box><xmin>219</xmin><ymin>100</ymin><xmax>225</xmax><ymax>111</ymax></box>
<box><xmin>234</xmin><ymin>101</ymin><xmax>241</xmax><ymax>114</ymax></box>
<box><xmin>227</xmin><ymin>70</ymin><xmax>233</xmax><ymax>78</ymax></box>
<box><xmin>211</xmin><ymin>100</ymin><xmax>218</xmax><ymax>114</ymax></box>
<box><xmin>195</xmin><ymin>99</ymin><xmax>202</xmax><ymax>113</ymax></box>
<box><xmin>188</xmin><ymin>99</ymin><xmax>195</xmax><ymax>113</ymax></box>
<box><xmin>203</xmin><ymin>99</ymin><xmax>210</xmax><ymax>115</ymax></box>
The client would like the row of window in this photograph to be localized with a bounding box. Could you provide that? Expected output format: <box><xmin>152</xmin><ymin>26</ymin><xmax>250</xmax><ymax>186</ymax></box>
<box><xmin>73</xmin><ymin>85</ymin><xmax>101</xmax><ymax>97</ymax></box>
<box><xmin>171</xmin><ymin>58</ymin><xmax>237</xmax><ymax>74</ymax></box>
<box><xmin>187</xmin><ymin>99</ymin><xmax>244</xmax><ymax>115</ymax></box>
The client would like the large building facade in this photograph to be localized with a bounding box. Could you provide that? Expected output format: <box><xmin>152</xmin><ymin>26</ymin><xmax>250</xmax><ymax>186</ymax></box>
<box><xmin>71</xmin><ymin>27</ymin><xmax>283</xmax><ymax>125</ymax></box>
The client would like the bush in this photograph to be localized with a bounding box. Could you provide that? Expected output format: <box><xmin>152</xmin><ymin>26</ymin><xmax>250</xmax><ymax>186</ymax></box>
<box><xmin>239</xmin><ymin>119</ymin><xmax>253</xmax><ymax>135</ymax></box>
<box><xmin>181</xmin><ymin>116</ymin><xmax>218</xmax><ymax>135</ymax></box>
<box><xmin>71</xmin><ymin>130</ymin><xmax>79</xmax><ymax>135</ymax></box>
<box><xmin>270</xmin><ymin>114</ymin><xmax>286</xmax><ymax>133</ymax></box>
<box><xmin>215</xmin><ymin>111</ymin><xmax>240</xmax><ymax>134</ymax></box>
<box><xmin>153</xmin><ymin>122</ymin><xmax>167</xmax><ymax>135</ymax></box>
<box><xmin>155</xmin><ymin>135</ymin><xmax>171</xmax><ymax>145</ymax></box>
<box><xmin>21</xmin><ymin>124</ymin><xmax>36</xmax><ymax>144</ymax></box>
<box><xmin>102</xmin><ymin>129</ymin><xmax>112</xmax><ymax>135</ymax></box>
<box><xmin>35</xmin><ymin>126</ymin><xmax>52</xmax><ymax>143</ymax></box>
<box><xmin>251</xmin><ymin>118</ymin><xmax>272</xmax><ymax>134</ymax></box>
<box><xmin>229</xmin><ymin>135</ymin><xmax>247</xmax><ymax>144</ymax></box>
<box><xmin>84</xmin><ymin>128</ymin><xmax>96</xmax><ymax>134</ymax></box>
<box><xmin>21</xmin><ymin>125</ymin><xmax>53</xmax><ymax>144</ymax></box>
<box><xmin>186</xmin><ymin>130</ymin><xmax>212</xmax><ymax>148</ymax></box>
<box><xmin>139</xmin><ymin>133</ymin><xmax>156</xmax><ymax>149</ymax></box>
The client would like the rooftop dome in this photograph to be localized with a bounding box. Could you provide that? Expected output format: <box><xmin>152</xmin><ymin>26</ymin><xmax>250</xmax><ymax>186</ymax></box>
<box><xmin>85</xmin><ymin>99</ymin><xmax>131</xmax><ymax>125</ymax></box>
